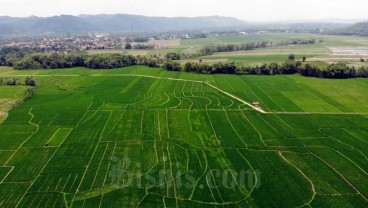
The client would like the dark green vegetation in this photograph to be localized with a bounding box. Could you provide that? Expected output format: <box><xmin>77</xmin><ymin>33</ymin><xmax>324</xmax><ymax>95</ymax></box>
<box><xmin>176</xmin><ymin>60</ymin><xmax>368</xmax><ymax>78</ymax></box>
<box><xmin>0</xmin><ymin>66</ymin><xmax>367</xmax><ymax>207</ymax></box>
<box><xmin>0</xmin><ymin>50</ymin><xmax>161</xmax><ymax>70</ymax></box>
<box><xmin>1</xmin><ymin>45</ymin><xmax>367</xmax><ymax>79</ymax></box>
<box><xmin>199</xmin><ymin>38</ymin><xmax>316</xmax><ymax>55</ymax></box>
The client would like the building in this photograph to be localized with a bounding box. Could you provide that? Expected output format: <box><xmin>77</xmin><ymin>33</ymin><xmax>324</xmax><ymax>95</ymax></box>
<box><xmin>252</xmin><ymin>102</ymin><xmax>260</xmax><ymax>108</ymax></box>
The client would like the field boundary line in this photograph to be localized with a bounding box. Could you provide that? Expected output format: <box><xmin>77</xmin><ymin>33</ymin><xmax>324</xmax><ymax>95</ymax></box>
<box><xmin>90</xmin><ymin>143</ymin><xmax>109</xmax><ymax>190</ymax></box>
<box><xmin>237</xmin><ymin>149</ymin><xmax>259</xmax><ymax>198</ymax></box>
<box><xmin>224</xmin><ymin>110</ymin><xmax>249</xmax><ymax>148</ymax></box>
<box><xmin>69</xmin><ymin>111</ymin><xmax>112</xmax><ymax>207</ymax></box>
<box><xmin>238</xmin><ymin>106</ymin><xmax>267</xmax><ymax>146</ymax></box>
<box><xmin>15</xmin><ymin>127</ymin><xmax>68</xmax><ymax>207</ymax></box>
<box><xmin>4</xmin><ymin>107</ymin><xmax>40</xmax><ymax>166</ymax></box>
<box><xmin>166</xmin><ymin>144</ymin><xmax>179</xmax><ymax>208</ymax></box>
<box><xmin>0</xmin><ymin>166</ymin><xmax>14</xmax><ymax>184</ymax></box>
<box><xmin>278</xmin><ymin>151</ymin><xmax>316</xmax><ymax>207</ymax></box>
<box><xmin>307</xmin><ymin>147</ymin><xmax>368</xmax><ymax>201</ymax></box>
<box><xmin>189</xmin><ymin>151</ymin><xmax>208</xmax><ymax>200</ymax></box>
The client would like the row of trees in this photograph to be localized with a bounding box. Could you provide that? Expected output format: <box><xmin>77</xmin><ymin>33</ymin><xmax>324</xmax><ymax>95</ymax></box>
<box><xmin>8</xmin><ymin>51</ymin><xmax>163</xmax><ymax>70</ymax></box>
<box><xmin>200</xmin><ymin>41</ymin><xmax>269</xmax><ymax>55</ymax></box>
<box><xmin>164</xmin><ymin>59</ymin><xmax>368</xmax><ymax>78</ymax></box>
<box><xmin>200</xmin><ymin>39</ymin><xmax>316</xmax><ymax>55</ymax></box>
<box><xmin>164</xmin><ymin>60</ymin><xmax>299</xmax><ymax>75</ymax></box>
<box><xmin>183</xmin><ymin>62</ymin><xmax>237</xmax><ymax>74</ymax></box>
<box><xmin>301</xmin><ymin>62</ymin><xmax>368</xmax><ymax>79</ymax></box>
<box><xmin>0</xmin><ymin>76</ymin><xmax>37</xmax><ymax>86</ymax></box>
<box><xmin>276</xmin><ymin>39</ymin><xmax>316</xmax><ymax>46</ymax></box>
<box><xmin>13</xmin><ymin>52</ymin><xmax>86</xmax><ymax>70</ymax></box>
<box><xmin>0</xmin><ymin>47</ymin><xmax>30</xmax><ymax>67</ymax></box>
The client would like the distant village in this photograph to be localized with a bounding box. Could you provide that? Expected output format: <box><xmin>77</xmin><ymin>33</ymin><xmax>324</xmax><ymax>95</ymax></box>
<box><xmin>0</xmin><ymin>33</ymin><xmax>174</xmax><ymax>52</ymax></box>
<box><xmin>0</xmin><ymin>30</ymin><xmax>272</xmax><ymax>53</ymax></box>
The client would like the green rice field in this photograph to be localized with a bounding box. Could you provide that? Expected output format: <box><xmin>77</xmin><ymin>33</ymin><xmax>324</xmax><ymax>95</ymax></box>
<box><xmin>0</xmin><ymin>66</ymin><xmax>367</xmax><ymax>207</ymax></box>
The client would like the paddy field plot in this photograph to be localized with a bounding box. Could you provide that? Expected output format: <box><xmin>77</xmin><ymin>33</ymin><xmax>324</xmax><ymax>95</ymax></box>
<box><xmin>0</xmin><ymin>66</ymin><xmax>367</xmax><ymax>207</ymax></box>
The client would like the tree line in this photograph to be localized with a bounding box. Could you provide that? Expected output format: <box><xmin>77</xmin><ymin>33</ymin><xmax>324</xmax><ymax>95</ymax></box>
<box><xmin>163</xmin><ymin>39</ymin><xmax>317</xmax><ymax>60</ymax></box>
<box><xmin>200</xmin><ymin>38</ymin><xmax>316</xmax><ymax>55</ymax></box>
<box><xmin>1</xmin><ymin>46</ymin><xmax>366</xmax><ymax>79</ymax></box>
<box><xmin>0</xmin><ymin>49</ymin><xmax>163</xmax><ymax>70</ymax></box>
<box><xmin>0</xmin><ymin>76</ymin><xmax>37</xmax><ymax>86</ymax></box>
<box><xmin>200</xmin><ymin>41</ymin><xmax>269</xmax><ymax>55</ymax></box>
<box><xmin>164</xmin><ymin>59</ymin><xmax>368</xmax><ymax>78</ymax></box>
<box><xmin>275</xmin><ymin>38</ymin><xmax>317</xmax><ymax>46</ymax></box>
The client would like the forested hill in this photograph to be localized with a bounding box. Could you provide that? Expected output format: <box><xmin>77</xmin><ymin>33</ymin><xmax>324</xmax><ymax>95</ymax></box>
<box><xmin>332</xmin><ymin>21</ymin><xmax>368</xmax><ymax>36</ymax></box>
<box><xmin>0</xmin><ymin>14</ymin><xmax>247</xmax><ymax>35</ymax></box>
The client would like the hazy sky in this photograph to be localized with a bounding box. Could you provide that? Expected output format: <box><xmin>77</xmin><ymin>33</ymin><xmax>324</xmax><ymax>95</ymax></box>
<box><xmin>1</xmin><ymin>0</ymin><xmax>368</xmax><ymax>22</ymax></box>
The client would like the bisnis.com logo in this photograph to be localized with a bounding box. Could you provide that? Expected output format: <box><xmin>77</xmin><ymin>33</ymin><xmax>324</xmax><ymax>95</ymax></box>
<box><xmin>109</xmin><ymin>156</ymin><xmax>261</xmax><ymax>190</ymax></box>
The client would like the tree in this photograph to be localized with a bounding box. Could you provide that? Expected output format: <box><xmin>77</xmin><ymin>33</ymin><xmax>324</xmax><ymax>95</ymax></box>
<box><xmin>288</xmin><ymin>54</ymin><xmax>296</xmax><ymax>61</ymax></box>
<box><xmin>165</xmin><ymin>52</ymin><xmax>181</xmax><ymax>60</ymax></box>
<box><xmin>326</xmin><ymin>62</ymin><xmax>350</xmax><ymax>79</ymax></box>
<box><xmin>302</xmin><ymin>56</ymin><xmax>307</xmax><ymax>62</ymax></box>
<box><xmin>25</xmin><ymin>76</ymin><xmax>36</xmax><ymax>86</ymax></box>
<box><xmin>125</xmin><ymin>43</ymin><xmax>132</xmax><ymax>50</ymax></box>
<box><xmin>281</xmin><ymin>61</ymin><xmax>299</xmax><ymax>74</ymax></box>
<box><xmin>13</xmin><ymin>57</ymin><xmax>41</xmax><ymax>70</ymax></box>
<box><xmin>360</xmin><ymin>57</ymin><xmax>365</xmax><ymax>62</ymax></box>
<box><xmin>268</xmin><ymin>62</ymin><xmax>280</xmax><ymax>74</ymax></box>
<box><xmin>147</xmin><ymin>59</ymin><xmax>159</xmax><ymax>67</ymax></box>
<box><xmin>7</xmin><ymin>78</ymin><xmax>17</xmax><ymax>86</ymax></box>
<box><xmin>164</xmin><ymin>61</ymin><xmax>182</xmax><ymax>71</ymax></box>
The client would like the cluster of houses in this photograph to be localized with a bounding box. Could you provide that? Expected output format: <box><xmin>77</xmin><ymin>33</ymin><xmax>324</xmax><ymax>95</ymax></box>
<box><xmin>0</xmin><ymin>34</ymin><xmax>170</xmax><ymax>52</ymax></box>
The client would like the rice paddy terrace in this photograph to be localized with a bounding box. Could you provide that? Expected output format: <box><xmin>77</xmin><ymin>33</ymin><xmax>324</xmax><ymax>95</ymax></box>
<box><xmin>0</xmin><ymin>66</ymin><xmax>367</xmax><ymax>207</ymax></box>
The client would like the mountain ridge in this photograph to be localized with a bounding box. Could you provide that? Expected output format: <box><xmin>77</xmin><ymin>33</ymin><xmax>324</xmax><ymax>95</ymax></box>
<box><xmin>0</xmin><ymin>14</ymin><xmax>247</xmax><ymax>35</ymax></box>
<box><xmin>333</xmin><ymin>21</ymin><xmax>368</xmax><ymax>36</ymax></box>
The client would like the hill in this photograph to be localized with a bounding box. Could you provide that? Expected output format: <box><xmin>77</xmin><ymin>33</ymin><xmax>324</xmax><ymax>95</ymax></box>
<box><xmin>333</xmin><ymin>21</ymin><xmax>368</xmax><ymax>36</ymax></box>
<box><xmin>0</xmin><ymin>14</ymin><xmax>247</xmax><ymax>35</ymax></box>
<box><xmin>32</xmin><ymin>15</ymin><xmax>97</xmax><ymax>33</ymax></box>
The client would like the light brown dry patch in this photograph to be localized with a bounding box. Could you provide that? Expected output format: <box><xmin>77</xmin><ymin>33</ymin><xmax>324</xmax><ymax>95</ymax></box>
<box><xmin>328</xmin><ymin>47</ymin><xmax>368</xmax><ymax>55</ymax></box>
<box><xmin>308</xmin><ymin>54</ymin><xmax>368</xmax><ymax>62</ymax></box>
<box><xmin>0</xmin><ymin>99</ymin><xmax>20</xmax><ymax>124</ymax></box>
<box><xmin>0</xmin><ymin>112</ymin><xmax>8</xmax><ymax>124</ymax></box>
<box><xmin>148</xmin><ymin>39</ymin><xmax>181</xmax><ymax>47</ymax></box>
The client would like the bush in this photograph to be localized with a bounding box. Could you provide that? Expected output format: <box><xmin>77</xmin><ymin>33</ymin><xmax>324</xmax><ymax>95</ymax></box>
<box><xmin>164</xmin><ymin>61</ymin><xmax>182</xmax><ymax>71</ymax></box>
<box><xmin>25</xmin><ymin>76</ymin><xmax>37</xmax><ymax>86</ymax></box>
<box><xmin>13</xmin><ymin>57</ymin><xmax>41</xmax><ymax>70</ymax></box>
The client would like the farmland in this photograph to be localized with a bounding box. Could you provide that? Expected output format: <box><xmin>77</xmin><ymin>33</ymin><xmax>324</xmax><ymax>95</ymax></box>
<box><xmin>0</xmin><ymin>66</ymin><xmax>367</xmax><ymax>207</ymax></box>
<box><xmin>97</xmin><ymin>33</ymin><xmax>368</xmax><ymax>68</ymax></box>
<box><xmin>182</xmin><ymin>34</ymin><xmax>368</xmax><ymax>67</ymax></box>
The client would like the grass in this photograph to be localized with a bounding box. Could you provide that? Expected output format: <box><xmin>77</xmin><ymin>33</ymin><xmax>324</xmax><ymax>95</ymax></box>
<box><xmin>0</xmin><ymin>66</ymin><xmax>367</xmax><ymax>207</ymax></box>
